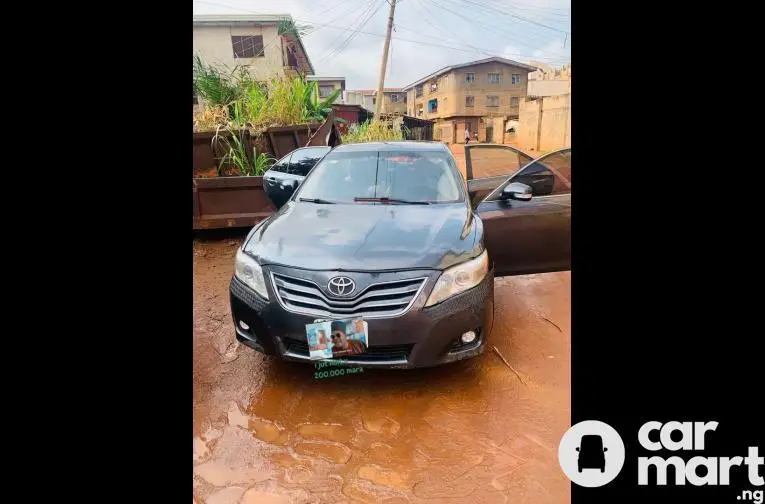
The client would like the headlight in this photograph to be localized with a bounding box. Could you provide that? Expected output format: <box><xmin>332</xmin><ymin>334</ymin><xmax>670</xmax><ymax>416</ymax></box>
<box><xmin>234</xmin><ymin>249</ymin><xmax>269</xmax><ymax>300</ymax></box>
<box><xmin>425</xmin><ymin>250</ymin><xmax>488</xmax><ymax>307</ymax></box>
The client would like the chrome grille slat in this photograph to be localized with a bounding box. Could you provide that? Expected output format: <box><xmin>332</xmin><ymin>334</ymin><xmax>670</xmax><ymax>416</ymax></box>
<box><xmin>271</xmin><ymin>272</ymin><xmax>428</xmax><ymax>319</ymax></box>
<box><xmin>280</xmin><ymin>292</ymin><xmax>411</xmax><ymax>311</ymax></box>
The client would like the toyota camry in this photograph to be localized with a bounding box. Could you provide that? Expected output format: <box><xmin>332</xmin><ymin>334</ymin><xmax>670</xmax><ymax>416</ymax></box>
<box><xmin>229</xmin><ymin>141</ymin><xmax>571</xmax><ymax>368</ymax></box>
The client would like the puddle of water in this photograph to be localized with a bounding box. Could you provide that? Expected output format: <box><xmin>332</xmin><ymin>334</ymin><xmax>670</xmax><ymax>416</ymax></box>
<box><xmin>248</xmin><ymin>417</ymin><xmax>289</xmax><ymax>445</ymax></box>
<box><xmin>294</xmin><ymin>441</ymin><xmax>352</xmax><ymax>464</ymax></box>
<box><xmin>361</xmin><ymin>416</ymin><xmax>401</xmax><ymax>436</ymax></box>
<box><xmin>297</xmin><ymin>422</ymin><xmax>353</xmax><ymax>443</ymax></box>
<box><xmin>357</xmin><ymin>464</ymin><xmax>412</xmax><ymax>490</ymax></box>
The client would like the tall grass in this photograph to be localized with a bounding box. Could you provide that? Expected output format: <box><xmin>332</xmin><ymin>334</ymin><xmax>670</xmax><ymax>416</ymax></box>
<box><xmin>231</xmin><ymin>77</ymin><xmax>341</xmax><ymax>130</ymax></box>
<box><xmin>211</xmin><ymin>126</ymin><xmax>276</xmax><ymax>176</ymax></box>
<box><xmin>341</xmin><ymin>119</ymin><xmax>406</xmax><ymax>144</ymax></box>
<box><xmin>192</xmin><ymin>55</ymin><xmax>240</xmax><ymax>109</ymax></box>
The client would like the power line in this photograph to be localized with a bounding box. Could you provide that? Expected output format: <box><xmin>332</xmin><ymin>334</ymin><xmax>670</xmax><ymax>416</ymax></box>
<box><xmin>314</xmin><ymin>0</ymin><xmax>379</xmax><ymax>63</ymax></box>
<box><xmin>193</xmin><ymin>0</ymin><xmax>569</xmax><ymax>64</ymax></box>
<box><xmin>420</xmin><ymin>0</ymin><xmax>569</xmax><ymax>59</ymax></box>
<box><xmin>451</xmin><ymin>0</ymin><xmax>569</xmax><ymax>34</ymax></box>
<box><xmin>317</xmin><ymin>0</ymin><xmax>386</xmax><ymax>63</ymax></box>
<box><xmin>411</xmin><ymin>0</ymin><xmax>490</xmax><ymax>57</ymax></box>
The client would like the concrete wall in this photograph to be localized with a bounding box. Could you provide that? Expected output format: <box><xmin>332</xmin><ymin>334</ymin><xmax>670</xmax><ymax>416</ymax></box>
<box><xmin>193</xmin><ymin>24</ymin><xmax>284</xmax><ymax>80</ymax></box>
<box><xmin>382</xmin><ymin>92</ymin><xmax>407</xmax><ymax>114</ymax></box>
<box><xmin>517</xmin><ymin>94</ymin><xmax>571</xmax><ymax>153</ymax></box>
<box><xmin>407</xmin><ymin>61</ymin><xmax>529</xmax><ymax>120</ymax></box>
<box><xmin>528</xmin><ymin>79</ymin><xmax>571</xmax><ymax>97</ymax></box>
<box><xmin>345</xmin><ymin>91</ymin><xmax>375</xmax><ymax>112</ymax></box>
<box><xmin>310</xmin><ymin>78</ymin><xmax>345</xmax><ymax>103</ymax></box>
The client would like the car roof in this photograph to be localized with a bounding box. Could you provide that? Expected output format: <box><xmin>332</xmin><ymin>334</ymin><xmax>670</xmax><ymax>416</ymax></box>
<box><xmin>331</xmin><ymin>141</ymin><xmax>448</xmax><ymax>153</ymax></box>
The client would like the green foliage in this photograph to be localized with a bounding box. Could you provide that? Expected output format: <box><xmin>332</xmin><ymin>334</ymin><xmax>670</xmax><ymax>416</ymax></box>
<box><xmin>341</xmin><ymin>120</ymin><xmax>406</xmax><ymax>144</ymax></box>
<box><xmin>192</xmin><ymin>55</ymin><xmax>240</xmax><ymax>109</ymax></box>
<box><xmin>211</xmin><ymin>126</ymin><xmax>275</xmax><ymax>176</ymax></box>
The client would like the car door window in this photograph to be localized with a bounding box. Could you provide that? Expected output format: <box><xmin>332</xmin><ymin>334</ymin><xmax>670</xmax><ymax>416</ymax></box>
<box><xmin>465</xmin><ymin>145</ymin><xmax>535</xmax><ymax>203</ymax></box>
<box><xmin>467</xmin><ymin>145</ymin><xmax>532</xmax><ymax>179</ymax></box>
<box><xmin>287</xmin><ymin>148</ymin><xmax>330</xmax><ymax>176</ymax></box>
<box><xmin>487</xmin><ymin>149</ymin><xmax>571</xmax><ymax>201</ymax></box>
<box><xmin>269</xmin><ymin>153</ymin><xmax>292</xmax><ymax>173</ymax></box>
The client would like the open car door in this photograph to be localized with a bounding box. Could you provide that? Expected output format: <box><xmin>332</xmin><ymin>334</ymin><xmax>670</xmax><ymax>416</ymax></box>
<box><xmin>463</xmin><ymin>144</ymin><xmax>535</xmax><ymax>205</ymax></box>
<box><xmin>467</xmin><ymin>146</ymin><xmax>571</xmax><ymax>277</ymax></box>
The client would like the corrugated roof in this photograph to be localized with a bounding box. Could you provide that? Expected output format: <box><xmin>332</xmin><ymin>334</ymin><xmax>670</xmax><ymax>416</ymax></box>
<box><xmin>402</xmin><ymin>56</ymin><xmax>539</xmax><ymax>90</ymax></box>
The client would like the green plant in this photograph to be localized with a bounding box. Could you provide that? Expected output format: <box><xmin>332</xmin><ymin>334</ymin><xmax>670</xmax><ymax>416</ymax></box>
<box><xmin>252</xmin><ymin>152</ymin><xmax>277</xmax><ymax>176</ymax></box>
<box><xmin>212</xmin><ymin>126</ymin><xmax>275</xmax><ymax>176</ymax></box>
<box><xmin>229</xmin><ymin>77</ymin><xmax>340</xmax><ymax>130</ymax></box>
<box><xmin>193</xmin><ymin>55</ymin><xmax>240</xmax><ymax>109</ymax></box>
<box><xmin>341</xmin><ymin>119</ymin><xmax>407</xmax><ymax>144</ymax></box>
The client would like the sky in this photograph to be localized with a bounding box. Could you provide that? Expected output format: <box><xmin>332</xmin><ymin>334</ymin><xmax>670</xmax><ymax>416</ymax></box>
<box><xmin>192</xmin><ymin>0</ymin><xmax>571</xmax><ymax>90</ymax></box>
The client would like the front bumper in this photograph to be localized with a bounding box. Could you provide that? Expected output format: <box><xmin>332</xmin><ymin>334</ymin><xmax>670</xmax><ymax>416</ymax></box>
<box><xmin>229</xmin><ymin>267</ymin><xmax>495</xmax><ymax>369</ymax></box>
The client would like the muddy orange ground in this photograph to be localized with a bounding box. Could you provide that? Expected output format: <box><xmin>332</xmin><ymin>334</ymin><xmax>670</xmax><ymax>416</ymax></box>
<box><xmin>194</xmin><ymin>233</ymin><xmax>570</xmax><ymax>504</ymax></box>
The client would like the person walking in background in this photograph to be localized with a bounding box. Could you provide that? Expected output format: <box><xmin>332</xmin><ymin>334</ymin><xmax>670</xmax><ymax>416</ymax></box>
<box><xmin>465</xmin><ymin>127</ymin><xmax>470</xmax><ymax>144</ymax></box>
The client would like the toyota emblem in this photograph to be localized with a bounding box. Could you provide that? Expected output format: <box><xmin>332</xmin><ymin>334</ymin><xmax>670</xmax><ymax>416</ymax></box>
<box><xmin>327</xmin><ymin>276</ymin><xmax>356</xmax><ymax>297</ymax></box>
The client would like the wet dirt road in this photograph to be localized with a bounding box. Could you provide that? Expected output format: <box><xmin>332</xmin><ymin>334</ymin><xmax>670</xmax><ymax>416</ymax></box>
<box><xmin>194</xmin><ymin>233</ymin><xmax>570</xmax><ymax>504</ymax></box>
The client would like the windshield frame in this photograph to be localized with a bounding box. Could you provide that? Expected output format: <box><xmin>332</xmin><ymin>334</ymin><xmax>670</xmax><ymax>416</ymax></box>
<box><xmin>289</xmin><ymin>146</ymin><xmax>468</xmax><ymax>205</ymax></box>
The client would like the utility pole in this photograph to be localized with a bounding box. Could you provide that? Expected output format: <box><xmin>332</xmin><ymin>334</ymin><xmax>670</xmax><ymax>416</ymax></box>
<box><xmin>374</xmin><ymin>0</ymin><xmax>396</xmax><ymax>117</ymax></box>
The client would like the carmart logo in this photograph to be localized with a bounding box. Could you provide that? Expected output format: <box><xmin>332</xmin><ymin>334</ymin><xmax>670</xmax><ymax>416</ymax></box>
<box><xmin>558</xmin><ymin>420</ymin><xmax>764</xmax><ymax>491</ymax></box>
<box><xmin>558</xmin><ymin>420</ymin><xmax>626</xmax><ymax>487</ymax></box>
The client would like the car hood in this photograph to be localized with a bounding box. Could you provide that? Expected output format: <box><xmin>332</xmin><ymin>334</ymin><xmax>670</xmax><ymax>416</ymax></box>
<box><xmin>244</xmin><ymin>201</ymin><xmax>480</xmax><ymax>271</ymax></box>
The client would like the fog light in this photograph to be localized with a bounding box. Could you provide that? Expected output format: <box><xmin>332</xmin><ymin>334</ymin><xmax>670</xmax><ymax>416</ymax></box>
<box><xmin>239</xmin><ymin>320</ymin><xmax>250</xmax><ymax>330</ymax></box>
<box><xmin>461</xmin><ymin>331</ymin><xmax>476</xmax><ymax>344</ymax></box>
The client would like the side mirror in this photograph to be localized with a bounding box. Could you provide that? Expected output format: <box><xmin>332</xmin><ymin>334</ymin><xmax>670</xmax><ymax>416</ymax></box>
<box><xmin>501</xmin><ymin>182</ymin><xmax>533</xmax><ymax>201</ymax></box>
<box><xmin>603</xmin><ymin>447</ymin><xmax>608</xmax><ymax>452</ymax></box>
<box><xmin>575</xmin><ymin>447</ymin><xmax>580</xmax><ymax>452</ymax></box>
<box><xmin>281</xmin><ymin>179</ymin><xmax>300</xmax><ymax>193</ymax></box>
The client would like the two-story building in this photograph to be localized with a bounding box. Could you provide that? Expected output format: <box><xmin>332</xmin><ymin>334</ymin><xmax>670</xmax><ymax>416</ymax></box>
<box><xmin>345</xmin><ymin>89</ymin><xmax>407</xmax><ymax>114</ymax></box>
<box><xmin>403</xmin><ymin>56</ymin><xmax>537</xmax><ymax>143</ymax></box>
<box><xmin>306</xmin><ymin>76</ymin><xmax>346</xmax><ymax>103</ymax></box>
<box><xmin>193</xmin><ymin>14</ymin><xmax>315</xmax><ymax>81</ymax></box>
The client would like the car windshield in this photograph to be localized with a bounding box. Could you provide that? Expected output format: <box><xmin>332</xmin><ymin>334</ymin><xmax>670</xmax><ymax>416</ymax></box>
<box><xmin>294</xmin><ymin>149</ymin><xmax>464</xmax><ymax>204</ymax></box>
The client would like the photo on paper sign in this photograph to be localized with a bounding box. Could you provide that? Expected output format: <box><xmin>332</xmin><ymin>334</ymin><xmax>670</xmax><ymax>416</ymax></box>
<box><xmin>306</xmin><ymin>318</ymin><xmax>369</xmax><ymax>360</ymax></box>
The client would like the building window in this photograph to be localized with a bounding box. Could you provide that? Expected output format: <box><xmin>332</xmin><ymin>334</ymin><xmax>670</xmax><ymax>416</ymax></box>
<box><xmin>428</xmin><ymin>99</ymin><xmax>438</xmax><ymax>113</ymax></box>
<box><xmin>415</xmin><ymin>85</ymin><xmax>423</xmax><ymax>97</ymax></box>
<box><xmin>318</xmin><ymin>85</ymin><xmax>335</xmax><ymax>98</ymax></box>
<box><xmin>486</xmin><ymin>96</ymin><xmax>499</xmax><ymax>107</ymax></box>
<box><xmin>465</xmin><ymin>73</ymin><xmax>475</xmax><ymax>83</ymax></box>
<box><xmin>231</xmin><ymin>35</ymin><xmax>264</xmax><ymax>58</ymax></box>
<box><xmin>510</xmin><ymin>96</ymin><xmax>519</xmax><ymax>107</ymax></box>
<box><xmin>465</xmin><ymin>96</ymin><xmax>474</xmax><ymax>107</ymax></box>
<box><xmin>488</xmin><ymin>73</ymin><xmax>501</xmax><ymax>84</ymax></box>
<box><xmin>391</xmin><ymin>94</ymin><xmax>399</xmax><ymax>103</ymax></box>
<box><xmin>372</xmin><ymin>97</ymin><xmax>376</xmax><ymax>105</ymax></box>
<box><xmin>430</xmin><ymin>81</ymin><xmax>438</xmax><ymax>92</ymax></box>
<box><xmin>511</xmin><ymin>74</ymin><xmax>521</xmax><ymax>85</ymax></box>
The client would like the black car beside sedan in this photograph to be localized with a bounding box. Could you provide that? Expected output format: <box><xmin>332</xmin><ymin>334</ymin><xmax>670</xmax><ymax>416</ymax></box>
<box><xmin>230</xmin><ymin>141</ymin><xmax>571</xmax><ymax>368</ymax></box>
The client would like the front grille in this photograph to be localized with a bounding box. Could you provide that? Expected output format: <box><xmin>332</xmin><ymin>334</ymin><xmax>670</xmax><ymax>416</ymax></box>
<box><xmin>271</xmin><ymin>273</ymin><xmax>427</xmax><ymax>318</ymax></box>
<box><xmin>282</xmin><ymin>337</ymin><xmax>413</xmax><ymax>362</ymax></box>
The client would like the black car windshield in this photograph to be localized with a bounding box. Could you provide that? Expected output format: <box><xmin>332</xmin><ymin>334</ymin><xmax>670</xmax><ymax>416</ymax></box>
<box><xmin>294</xmin><ymin>149</ymin><xmax>464</xmax><ymax>204</ymax></box>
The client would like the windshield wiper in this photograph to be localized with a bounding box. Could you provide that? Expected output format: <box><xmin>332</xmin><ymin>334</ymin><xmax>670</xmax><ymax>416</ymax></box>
<box><xmin>299</xmin><ymin>198</ymin><xmax>336</xmax><ymax>204</ymax></box>
<box><xmin>353</xmin><ymin>197</ymin><xmax>430</xmax><ymax>205</ymax></box>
